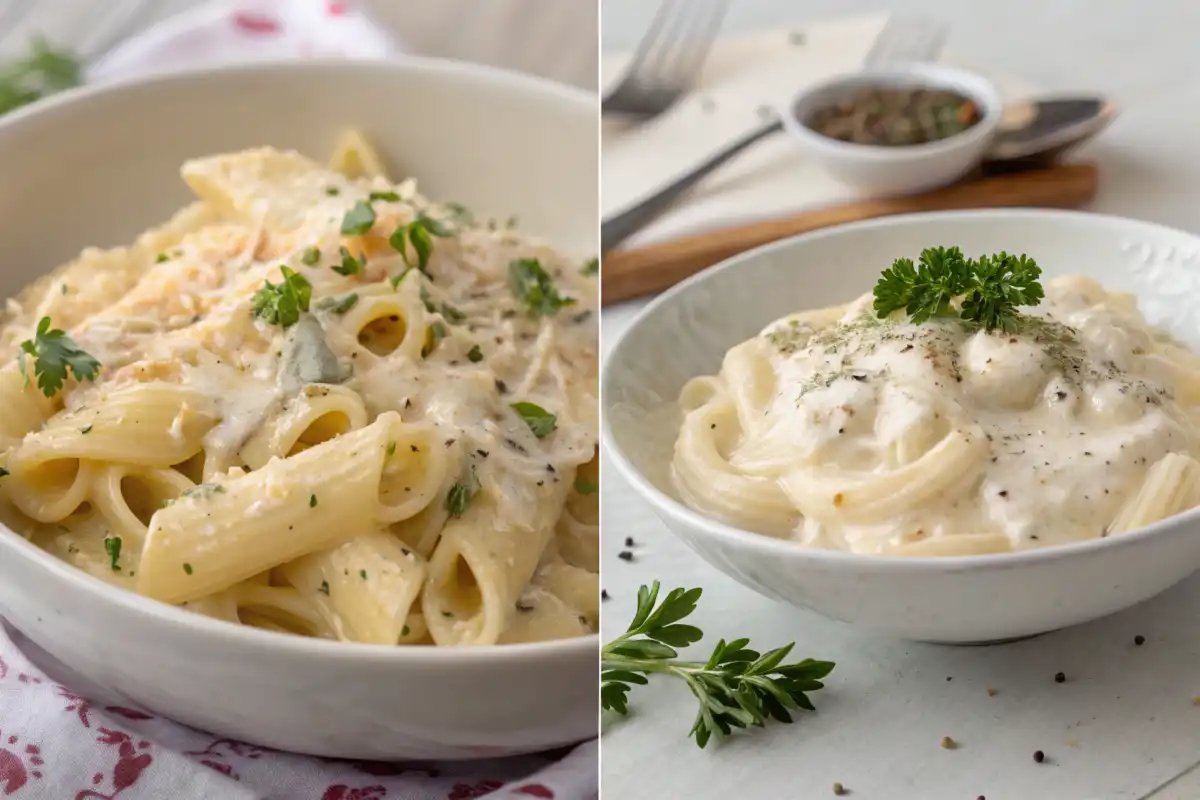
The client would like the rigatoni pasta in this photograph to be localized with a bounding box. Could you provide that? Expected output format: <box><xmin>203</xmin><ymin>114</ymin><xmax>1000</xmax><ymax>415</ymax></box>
<box><xmin>0</xmin><ymin>133</ymin><xmax>598</xmax><ymax>646</ymax></box>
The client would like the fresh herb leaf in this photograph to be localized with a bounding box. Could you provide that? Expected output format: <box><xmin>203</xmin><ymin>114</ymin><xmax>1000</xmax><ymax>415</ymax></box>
<box><xmin>389</xmin><ymin>215</ymin><xmax>453</xmax><ymax>275</ymax></box>
<box><xmin>181</xmin><ymin>483</ymin><xmax>226</xmax><ymax>500</ymax></box>
<box><xmin>340</xmin><ymin>200</ymin><xmax>376</xmax><ymax>235</ymax></box>
<box><xmin>18</xmin><ymin>316</ymin><xmax>101</xmax><ymax>397</ymax></box>
<box><xmin>251</xmin><ymin>267</ymin><xmax>312</xmax><ymax>328</ymax></box>
<box><xmin>0</xmin><ymin>37</ymin><xmax>82</xmax><ymax>116</ymax></box>
<box><xmin>508</xmin><ymin>258</ymin><xmax>575</xmax><ymax>317</ymax></box>
<box><xmin>872</xmin><ymin>247</ymin><xmax>1044</xmax><ymax>333</ymax></box>
<box><xmin>511</xmin><ymin>401</ymin><xmax>557</xmax><ymax>438</ymax></box>
<box><xmin>574</xmin><ymin>477</ymin><xmax>597</xmax><ymax>495</ymax></box>
<box><xmin>301</xmin><ymin>246</ymin><xmax>321</xmax><ymax>266</ymax></box>
<box><xmin>602</xmin><ymin>581</ymin><xmax>835</xmax><ymax>748</ymax></box>
<box><xmin>445</xmin><ymin>465</ymin><xmax>480</xmax><ymax>517</ymax></box>
<box><xmin>389</xmin><ymin>267</ymin><xmax>414</xmax><ymax>290</ymax></box>
<box><xmin>104</xmin><ymin>536</ymin><xmax>122</xmax><ymax>571</ymax></box>
<box><xmin>368</xmin><ymin>190</ymin><xmax>400</xmax><ymax>202</ymax></box>
<box><xmin>467</xmin><ymin>344</ymin><xmax>484</xmax><ymax>363</ymax></box>
<box><xmin>319</xmin><ymin>580</ymin><xmax>330</xmax><ymax>595</ymax></box>
<box><xmin>420</xmin><ymin>285</ymin><xmax>436</xmax><ymax>313</ymax></box>
<box><xmin>386</xmin><ymin>441</ymin><xmax>397</xmax><ymax>459</ymax></box>
<box><xmin>444</xmin><ymin>202</ymin><xmax>473</xmax><ymax>226</ymax></box>
<box><xmin>183</xmin><ymin>563</ymin><xmax>193</xmax><ymax>575</ymax></box>
<box><xmin>317</xmin><ymin>293</ymin><xmax>359</xmax><ymax>315</ymax></box>
<box><xmin>440</xmin><ymin>303</ymin><xmax>466</xmax><ymax>324</ymax></box>
<box><xmin>309</xmin><ymin>493</ymin><xmax>318</xmax><ymax>508</ymax></box>
<box><xmin>360</xmin><ymin>569</ymin><xmax>368</xmax><ymax>580</ymax></box>
<box><xmin>421</xmin><ymin>322</ymin><xmax>447</xmax><ymax>358</ymax></box>
<box><xmin>333</xmin><ymin>246</ymin><xmax>365</xmax><ymax>277</ymax></box>
<box><xmin>582</xmin><ymin>257</ymin><xmax>599</xmax><ymax>276</ymax></box>
<box><xmin>325</xmin><ymin>186</ymin><xmax>341</xmax><ymax>196</ymax></box>
<box><xmin>156</xmin><ymin>253</ymin><xmax>171</xmax><ymax>263</ymax></box>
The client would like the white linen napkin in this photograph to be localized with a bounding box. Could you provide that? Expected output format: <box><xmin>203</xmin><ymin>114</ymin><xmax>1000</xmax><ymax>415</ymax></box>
<box><xmin>0</xmin><ymin>3</ymin><xmax>597</xmax><ymax>799</ymax></box>
<box><xmin>601</xmin><ymin>12</ymin><xmax>1028</xmax><ymax>249</ymax></box>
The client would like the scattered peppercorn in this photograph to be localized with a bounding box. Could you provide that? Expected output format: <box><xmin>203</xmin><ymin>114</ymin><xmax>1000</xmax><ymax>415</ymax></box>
<box><xmin>940</xmin><ymin>736</ymin><xmax>957</xmax><ymax>750</ymax></box>
<box><xmin>601</xmin><ymin>589</ymin><xmax>609</xmax><ymax>601</ymax></box>
<box><xmin>1033</xmin><ymin>750</ymin><xmax>1045</xmax><ymax>763</ymax></box>
<box><xmin>1134</xmin><ymin>634</ymin><xmax>1145</xmax><ymax>646</ymax></box>
<box><xmin>986</xmin><ymin>687</ymin><xmax>997</xmax><ymax>697</ymax></box>
<box><xmin>618</xmin><ymin>550</ymin><xmax>634</xmax><ymax>562</ymax></box>
<box><xmin>624</xmin><ymin>536</ymin><xmax>635</xmax><ymax>547</ymax></box>
<box><xmin>832</xmin><ymin>782</ymin><xmax>847</xmax><ymax>796</ymax></box>
<box><xmin>1054</xmin><ymin>672</ymin><xmax>1066</xmax><ymax>683</ymax></box>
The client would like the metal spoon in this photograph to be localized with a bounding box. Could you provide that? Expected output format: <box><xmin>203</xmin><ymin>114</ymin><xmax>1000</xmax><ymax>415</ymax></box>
<box><xmin>601</xmin><ymin>95</ymin><xmax>1116</xmax><ymax>253</ymax></box>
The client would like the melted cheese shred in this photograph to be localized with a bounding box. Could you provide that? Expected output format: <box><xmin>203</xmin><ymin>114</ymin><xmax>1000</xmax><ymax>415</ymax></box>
<box><xmin>0</xmin><ymin>134</ymin><xmax>598</xmax><ymax>646</ymax></box>
<box><xmin>674</xmin><ymin>275</ymin><xmax>1200</xmax><ymax>555</ymax></box>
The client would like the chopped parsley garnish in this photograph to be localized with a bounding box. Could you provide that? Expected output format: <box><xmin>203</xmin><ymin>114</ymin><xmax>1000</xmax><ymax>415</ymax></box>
<box><xmin>359</xmin><ymin>569</ymin><xmax>368</xmax><ymax>580</ymax></box>
<box><xmin>325</xmin><ymin>186</ymin><xmax>341</xmax><ymax>196</ymax></box>
<box><xmin>574</xmin><ymin>477</ymin><xmax>597</xmax><ymax>495</ymax></box>
<box><xmin>440</xmin><ymin>303</ymin><xmax>466</xmax><ymax>324</ymax></box>
<box><xmin>340</xmin><ymin>200</ymin><xmax>376</xmax><ymax>235</ymax></box>
<box><xmin>309</xmin><ymin>493</ymin><xmax>318</xmax><ymax>508</ymax></box>
<box><xmin>582</xmin><ymin>257</ymin><xmax>599</xmax><ymax>276</ymax></box>
<box><xmin>389</xmin><ymin>215</ymin><xmax>452</xmax><ymax>275</ymax></box>
<box><xmin>389</xmin><ymin>267</ymin><xmax>414</xmax><ymax>290</ymax></box>
<box><xmin>422</xmin><ymin>322</ymin><xmax>447</xmax><ymax>358</ymax></box>
<box><xmin>156</xmin><ymin>253</ymin><xmax>171</xmax><ymax>263</ymax></box>
<box><xmin>401</xmin><ymin>624</ymin><xmax>410</xmax><ymax>637</ymax></box>
<box><xmin>333</xmin><ymin>246</ymin><xmax>365</xmax><ymax>276</ymax></box>
<box><xmin>18</xmin><ymin>316</ymin><xmax>101</xmax><ymax>397</ymax></box>
<box><xmin>511</xmin><ymin>401</ymin><xmax>557</xmax><ymax>438</ymax></box>
<box><xmin>317</xmin><ymin>293</ymin><xmax>359</xmax><ymax>315</ymax></box>
<box><xmin>386</xmin><ymin>441</ymin><xmax>397</xmax><ymax>459</ymax></box>
<box><xmin>368</xmin><ymin>190</ymin><xmax>400</xmax><ymax>202</ymax></box>
<box><xmin>183</xmin><ymin>563</ymin><xmax>193</xmax><ymax>575</ymax></box>
<box><xmin>467</xmin><ymin>345</ymin><xmax>484</xmax><ymax>363</ymax></box>
<box><xmin>445</xmin><ymin>465</ymin><xmax>480</xmax><ymax>518</ymax></box>
<box><xmin>181</xmin><ymin>483</ymin><xmax>226</xmax><ymax>500</ymax></box>
<box><xmin>509</xmin><ymin>258</ymin><xmax>575</xmax><ymax>317</ymax></box>
<box><xmin>420</xmin><ymin>285</ymin><xmax>436</xmax><ymax>313</ymax></box>
<box><xmin>251</xmin><ymin>267</ymin><xmax>312</xmax><ymax>328</ymax></box>
<box><xmin>444</xmin><ymin>202</ymin><xmax>473</xmax><ymax>226</ymax></box>
<box><xmin>873</xmin><ymin>246</ymin><xmax>1044</xmax><ymax>333</ymax></box>
<box><xmin>104</xmin><ymin>536</ymin><xmax>121</xmax><ymax>572</ymax></box>
<box><xmin>300</xmin><ymin>246</ymin><xmax>321</xmax><ymax>266</ymax></box>
<box><xmin>319</xmin><ymin>581</ymin><xmax>330</xmax><ymax>595</ymax></box>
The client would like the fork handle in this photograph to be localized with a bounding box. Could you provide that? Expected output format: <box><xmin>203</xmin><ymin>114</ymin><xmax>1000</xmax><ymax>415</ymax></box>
<box><xmin>601</xmin><ymin>118</ymin><xmax>785</xmax><ymax>253</ymax></box>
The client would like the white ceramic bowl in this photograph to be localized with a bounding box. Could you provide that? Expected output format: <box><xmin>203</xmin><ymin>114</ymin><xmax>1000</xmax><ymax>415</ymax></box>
<box><xmin>783</xmin><ymin>63</ymin><xmax>1003</xmax><ymax>196</ymax></box>
<box><xmin>603</xmin><ymin>210</ymin><xmax>1200</xmax><ymax>644</ymax></box>
<box><xmin>0</xmin><ymin>59</ymin><xmax>598</xmax><ymax>760</ymax></box>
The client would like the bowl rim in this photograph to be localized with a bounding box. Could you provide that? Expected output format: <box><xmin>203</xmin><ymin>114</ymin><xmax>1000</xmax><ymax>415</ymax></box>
<box><xmin>0</xmin><ymin>56</ymin><xmax>599</xmax><ymax>664</ymax></box>
<box><xmin>602</xmin><ymin>207</ymin><xmax>1200</xmax><ymax>575</ymax></box>
<box><xmin>782</xmin><ymin>62</ymin><xmax>1004</xmax><ymax>161</ymax></box>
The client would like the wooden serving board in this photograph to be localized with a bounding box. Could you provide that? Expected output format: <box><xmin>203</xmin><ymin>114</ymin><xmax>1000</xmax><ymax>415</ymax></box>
<box><xmin>600</xmin><ymin>162</ymin><xmax>1099</xmax><ymax>306</ymax></box>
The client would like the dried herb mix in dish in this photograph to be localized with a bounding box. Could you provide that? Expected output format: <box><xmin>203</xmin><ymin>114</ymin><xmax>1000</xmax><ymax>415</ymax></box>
<box><xmin>804</xmin><ymin>85</ymin><xmax>982</xmax><ymax>147</ymax></box>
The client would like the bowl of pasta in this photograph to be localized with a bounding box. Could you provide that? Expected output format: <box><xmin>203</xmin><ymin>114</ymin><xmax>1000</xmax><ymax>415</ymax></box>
<box><xmin>0</xmin><ymin>58</ymin><xmax>598</xmax><ymax>758</ymax></box>
<box><xmin>604</xmin><ymin>209</ymin><xmax>1200</xmax><ymax>643</ymax></box>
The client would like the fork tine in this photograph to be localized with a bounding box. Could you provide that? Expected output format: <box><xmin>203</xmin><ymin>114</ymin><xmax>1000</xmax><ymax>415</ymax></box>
<box><xmin>668</xmin><ymin>0</ymin><xmax>728</xmax><ymax>86</ymax></box>
<box><xmin>622</xmin><ymin>0</ymin><xmax>682</xmax><ymax>79</ymax></box>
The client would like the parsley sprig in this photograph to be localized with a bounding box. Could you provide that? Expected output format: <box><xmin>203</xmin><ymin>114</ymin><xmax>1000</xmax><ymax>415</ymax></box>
<box><xmin>873</xmin><ymin>246</ymin><xmax>1044</xmax><ymax>333</ymax></box>
<box><xmin>0</xmin><ymin>38</ymin><xmax>82</xmax><ymax>116</ymax></box>
<box><xmin>390</xmin><ymin>214</ymin><xmax>452</xmax><ymax>275</ymax></box>
<box><xmin>251</xmin><ymin>267</ymin><xmax>312</xmax><ymax>328</ymax></box>
<box><xmin>18</xmin><ymin>317</ymin><xmax>100</xmax><ymax>397</ymax></box>
<box><xmin>602</xmin><ymin>581</ymin><xmax>835</xmax><ymax>749</ymax></box>
<box><xmin>509</xmin><ymin>258</ymin><xmax>575</xmax><ymax>317</ymax></box>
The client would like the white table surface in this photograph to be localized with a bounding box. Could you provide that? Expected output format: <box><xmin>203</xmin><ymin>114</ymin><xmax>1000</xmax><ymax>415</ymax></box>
<box><xmin>600</xmin><ymin>2</ymin><xmax>1200</xmax><ymax>799</ymax></box>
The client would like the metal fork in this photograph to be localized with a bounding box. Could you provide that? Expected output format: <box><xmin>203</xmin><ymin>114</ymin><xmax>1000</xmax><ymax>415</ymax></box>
<box><xmin>601</xmin><ymin>16</ymin><xmax>949</xmax><ymax>253</ymax></box>
<box><xmin>0</xmin><ymin>0</ymin><xmax>155</xmax><ymax>67</ymax></box>
<box><xmin>602</xmin><ymin>0</ymin><xmax>729</xmax><ymax>118</ymax></box>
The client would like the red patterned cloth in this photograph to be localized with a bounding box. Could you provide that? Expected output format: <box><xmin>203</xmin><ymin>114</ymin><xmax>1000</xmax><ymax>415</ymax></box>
<box><xmin>0</xmin><ymin>625</ymin><xmax>597</xmax><ymax>799</ymax></box>
<box><xmin>0</xmin><ymin>2</ymin><xmax>597</xmax><ymax>797</ymax></box>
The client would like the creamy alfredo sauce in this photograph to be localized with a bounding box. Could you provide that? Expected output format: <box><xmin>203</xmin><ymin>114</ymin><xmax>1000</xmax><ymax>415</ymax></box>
<box><xmin>739</xmin><ymin>276</ymin><xmax>1198</xmax><ymax>553</ymax></box>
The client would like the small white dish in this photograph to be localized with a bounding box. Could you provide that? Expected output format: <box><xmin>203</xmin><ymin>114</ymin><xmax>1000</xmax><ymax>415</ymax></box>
<box><xmin>782</xmin><ymin>63</ymin><xmax>1004</xmax><ymax>196</ymax></box>
<box><xmin>603</xmin><ymin>209</ymin><xmax>1200</xmax><ymax>643</ymax></box>
<box><xmin>0</xmin><ymin>57</ymin><xmax>597</xmax><ymax>760</ymax></box>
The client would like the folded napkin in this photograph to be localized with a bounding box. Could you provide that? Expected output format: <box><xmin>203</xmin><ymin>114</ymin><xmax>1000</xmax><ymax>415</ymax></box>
<box><xmin>601</xmin><ymin>12</ymin><xmax>1027</xmax><ymax>249</ymax></box>
<box><xmin>0</xmin><ymin>3</ymin><xmax>597</xmax><ymax>798</ymax></box>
